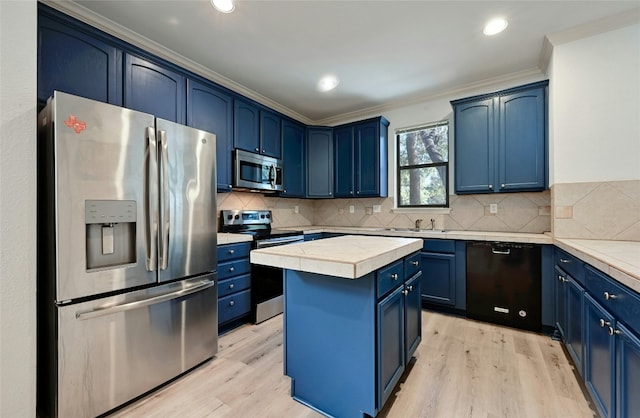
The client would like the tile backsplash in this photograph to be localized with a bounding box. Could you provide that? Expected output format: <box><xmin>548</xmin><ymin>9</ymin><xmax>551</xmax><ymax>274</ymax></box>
<box><xmin>552</xmin><ymin>180</ymin><xmax>640</xmax><ymax>241</ymax></box>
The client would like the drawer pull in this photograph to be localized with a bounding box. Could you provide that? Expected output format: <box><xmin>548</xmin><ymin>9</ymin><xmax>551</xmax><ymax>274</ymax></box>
<box><xmin>599</xmin><ymin>319</ymin><xmax>611</xmax><ymax>327</ymax></box>
<box><xmin>559</xmin><ymin>258</ymin><xmax>570</xmax><ymax>263</ymax></box>
<box><xmin>608</xmin><ymin>326</ymin><xmax>620</xmax><ymax>336</ymax></box>
<box><xmin>229</xmin><ymin>249</ymin><xmax>235</xmax><ymax>255</ymax></box>
<box><xmin>407</xmin><ymin>285</ymin><xmax>413</xmax><ymax>292</ymax></box>
<box><xmin>229</xmin><ymin>300</ymin><xmax>235</xmax><ymax>307</ymax></box>
<box><xmin>229</xmin><ymin>283</ymin><xmax>234</xmax><ymax>289</ymax></box>
<box><xmin>229</xmin><ymin>266</ymin><xmax>235</xmax><ymax>272</ymax></box>
<box><xmin>411</xmin><ymin>260</ymin><xmax>419</xmax><ymax>266</ymax></box>
<box><xmin>391</xmin><ymin>273</ymin><xmax>399</xmax><ymax>280</ymax></box>
<box><xmin>604</xmin><ymin>291</ymin><xmax>617</xmax><ymax>300</ymax></box>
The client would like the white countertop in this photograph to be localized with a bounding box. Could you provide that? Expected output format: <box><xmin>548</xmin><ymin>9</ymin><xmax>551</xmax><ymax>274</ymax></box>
<box><xmin>217</xmin><ymin>233</ymin><xmax>253</xmax><ymax>245</ymax></box>
<box><xmin>250</xmin><ymin>235</ymin><xmax>423</xmax><ymax>279</ymax></box>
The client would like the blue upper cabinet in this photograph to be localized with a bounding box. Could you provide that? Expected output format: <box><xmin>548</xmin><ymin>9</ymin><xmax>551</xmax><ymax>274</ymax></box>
<box><xmin>452</xmin><ymin>81</ymin><xmax>548</xmax><ymax>194</ymax></box>
<box><xmin>334</xmin><ymin>126</ymin><xmax>355</xmax><ymax>197</ymax></box>
<box><xmin>186</xmin><ymin>79</ymin><xmax>234</xmax><ymax>192</ymax></box>
<box><xmin>333</xmin><ymin>117</ymin><xmax>389</xmax><ymax>198</ymax></box>
<box><xmin>281</xmin><ymin>120</ymin><xmax>306</xmax><ymax>197</ymax></box>
<box><xmin>233</xmin><ymin>99</ymin><xmax>261</xmax><ymax>154</ymax></box>
<box><xmin>124</xmin><ymin>53</ymin><xmax>186</xmax><ymax>124</ymax></box>
<box><xmin>306</xmin><ymin>127</ymin><xmax>333</xmax><ymax>198</ymax></box>
<box><xmin>260</xmin><ymin>110</ymin><xmax>282</xmax><ymax>159</ymax></box>
<box><xmin>38</xmin><ymin>12</ymin><xmax>122</xmax><ymax>107</ymax></box>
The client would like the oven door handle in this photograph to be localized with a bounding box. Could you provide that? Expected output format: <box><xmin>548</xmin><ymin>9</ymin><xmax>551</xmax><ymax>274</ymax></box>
<box><xmin>255</xmin><ymin>236</ymin><xmax>304</xmax><ymax>249</ymax></box>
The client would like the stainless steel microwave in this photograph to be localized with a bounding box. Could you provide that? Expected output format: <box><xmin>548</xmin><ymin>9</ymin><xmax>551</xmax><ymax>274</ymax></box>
<box><xmin>233</xmin><ymin>149</ymin><xmax>283</xmax><ymax>192</ymax></box>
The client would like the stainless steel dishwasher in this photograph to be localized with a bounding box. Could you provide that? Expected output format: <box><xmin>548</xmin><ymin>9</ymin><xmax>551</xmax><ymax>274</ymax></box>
<box><xmin>466</xmin><ymin>242</ymin><xmax>541</xmax><ymax>332</ymax></box>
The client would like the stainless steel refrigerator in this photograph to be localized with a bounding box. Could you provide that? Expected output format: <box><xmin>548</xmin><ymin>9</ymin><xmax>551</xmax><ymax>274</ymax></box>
<box><xmin>37</xmin><ymin>91</ymin><xmax>218</xmax><ymax>418</ymax></box>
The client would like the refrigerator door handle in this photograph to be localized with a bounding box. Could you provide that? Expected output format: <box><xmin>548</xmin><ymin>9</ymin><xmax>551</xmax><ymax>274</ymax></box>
<box><xmin>75</xmin><ymin>279</ymin><xmax>215</xmax><ymax>320</ymax></box>
<box><xmin>158</xmin><ymin>129</ymin><xmax>170</xmax><ymax>270</ymax></box>
<box><xmin>146</xmin><ymin>127</ymin><xmax>158</xmax><ymax>271</ymax></box>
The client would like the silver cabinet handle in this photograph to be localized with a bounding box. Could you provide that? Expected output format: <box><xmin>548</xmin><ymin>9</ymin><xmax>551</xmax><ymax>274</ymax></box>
<box><xmin>229</xmin><ymin>266</ymin><xmax>235</xmax><ymax>272</ymax></box>
<box><xmin>411</xmin><ymin>261</ymin><xmax>419</xmax><ymax>266</ymax></box>
<box><xmin>500</xmin><ymin>183</ymin><xmax>505</xmax><ymax>189</ymax></box>
<box><xmin>599</xmin><ymin>319</ymin><xmax>611</xmax><ymax>327</ymax></box>
<box><xmin>229</xmin><ymin>249</ymin><xmax>235</xmax><ymax>255</ymax></box>
<box><xmin>391</xmin><ymin>273</ymin><xmax>399</xmax><ymax>280</ymax></box>
<box><xmin>145</xmin><ymin>126</ymin><xmax>158</xmax><ymax>272</ymax></box>
<box><xmin>76</xmin><ymin>280</ymin><xmax>215</xmax><ymax>320</ymax></box>
<box><xmin>488</xmin><ymin>184</ymin><xmax>493</xmax><ymax>190</ymax></box>
<box><xmin>609</xmin><ymin>326</ymin><xmax>620</xmax><ymax>336</ymax></box>
<box><xmin>402</xmin><ymin>289</ymin><xmax>409</xmax><ymax>295</ymax></box>
<box><xmin>559</xmin><ymin>258</ymin><xmax>570</xmax><ymax>263</ymax></box>
<box><xmin>407</xmin><ymin>285</ymin><xmax>413</xmax><ymax>292</ymax></box>
<box><xmin>255</xmin><ymin>147</ymin><xmax>259</xmax><ymax>152</ymax></box>
<box><xmin>229</xmin><ymin>283</ymin><xmax>234</xmax><ymax>289</ymax></box>
<box><xmin>229</xmin><ymin>300</ymin><xmax>235</xmax><ymax>307</ymax></box>
<box><xmin>604</xmin><ymin>292</ymin><xmax>617</xmax><ymax>300</ymax></box>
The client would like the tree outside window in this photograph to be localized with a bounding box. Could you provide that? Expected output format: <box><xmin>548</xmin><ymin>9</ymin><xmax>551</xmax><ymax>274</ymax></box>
<box><xmin>397</xmin><ymin>121</ymin><xmax>449</xmax><ymax>207</ymax></box>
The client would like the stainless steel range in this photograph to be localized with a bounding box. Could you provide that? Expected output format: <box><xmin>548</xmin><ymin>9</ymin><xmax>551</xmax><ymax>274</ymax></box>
<box><xmin>220</xmin><ymin>210</ymin><xmax>303</xmax><ymax>323</ymax></box>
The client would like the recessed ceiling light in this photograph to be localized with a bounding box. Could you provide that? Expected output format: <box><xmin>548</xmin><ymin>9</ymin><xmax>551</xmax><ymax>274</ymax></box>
<box><xmin>211</xmin><ymin>0</ymin><xmax>235</xmax><ymax>13</ymax></box>
<box><xmin>483</xmin><ymin>17</ymin><xmax>508</xmax><ymax>36</ymax></box>
<box><xmin>318</xmin><ymin>75</ymin><xmax>339</xmax><ymax>92</ymax></box>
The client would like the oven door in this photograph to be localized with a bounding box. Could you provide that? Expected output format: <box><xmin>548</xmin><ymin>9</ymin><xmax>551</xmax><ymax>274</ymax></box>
<box><xmin>233</xmin><ymin>149</ymin><xmax>283</xmax><ymax>192</ymax></box>
<box><xmin>252</xmin><ymin>235</ymin><xmax>303</xmax><ymax>323</ymax></box>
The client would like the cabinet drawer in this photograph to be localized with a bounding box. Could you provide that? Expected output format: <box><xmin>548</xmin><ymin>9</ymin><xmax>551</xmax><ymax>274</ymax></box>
<box><xmin>217</xmin><ymin>242</ymin><xmax>251</xmax><ymax>262</ymax></box>
<box><xmin>555</xmin><ymin>248</ymin><xmax>584</xmax><ymax>284</ymax></box>
<box><xmin>377</xmin><ymin>260</ymin><xmax>404</xmax><ymax>299</ymax></box>
<box><xmin>218</xmin><ymin>289</ymin><xmax>251</xmax><ymax>325</ymax></box>
<box><xmin>218</xmin><ymin>273</ymin><xmax>251</xmax><ymax>298</ymax></box>
<box><xmin>404</xmin><ymin>252</ymin><xmax>421</xmax><ymax>279</ymax></box>
<box><xmin>584</xmin><ymin>265</ymin><xmax>640</xmax><ymax>335</ymax></box>
<box><xmin>422</xmin><ymin>239</ymin><xmax>455</xmax><ymax>253</ymax></box>
<box><xmin>218</xmin><ymin>258</ymin><xmax>250</xmax><ymax>280</ymax></box>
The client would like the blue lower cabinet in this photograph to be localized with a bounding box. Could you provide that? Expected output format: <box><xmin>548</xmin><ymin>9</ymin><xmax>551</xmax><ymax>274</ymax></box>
<box><xmin>284</xmin><ymin>252</ymin><xmax>421</xmax><ymax>417</ymax></box>
<box><xmin>217</xmin><ymin>242</ymin><xmax>251</xmax><ymax>328</ymax></box>
<box><xmin>420</xmin><ymin>251</ymin><xmax>455</xmax><ymax>306</ymax></box>
<box><xmin>584</xmin><ymin>293</ymin><xmax>616</xmax><ymax>418</ymax></box>
<box><xmin>218</xmin><ymin>289</ymin><xmax>251</xmax><ymax>325</ymax></box>
<box><xmin>616</xmin><ymin>323</ymin><xmax>640</xmax><ymax>418</ymax></box>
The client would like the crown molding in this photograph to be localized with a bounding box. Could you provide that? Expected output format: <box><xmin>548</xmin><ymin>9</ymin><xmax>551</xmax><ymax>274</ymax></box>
<box><xmin>40</xmin><ymin>0</ymin><xmax>314</xmax><ymax>125</ymax></box>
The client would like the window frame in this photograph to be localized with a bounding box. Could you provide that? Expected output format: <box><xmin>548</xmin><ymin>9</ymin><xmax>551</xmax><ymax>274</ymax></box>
<box><xmin>396</xmin><ymin>120</ymin><xmax>450</xmax><ymax>208</ymax></box>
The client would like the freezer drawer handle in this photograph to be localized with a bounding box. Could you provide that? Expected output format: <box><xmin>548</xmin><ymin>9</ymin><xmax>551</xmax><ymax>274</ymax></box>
<box><xmin>491</xmin><ymin>248</ymin><xmax>511</xmax><ymax>255</ymax></box>
<box><xmin>75</xmin><ymin>280</ymin><xmax>215</xmax><ymax>321</ymax></box>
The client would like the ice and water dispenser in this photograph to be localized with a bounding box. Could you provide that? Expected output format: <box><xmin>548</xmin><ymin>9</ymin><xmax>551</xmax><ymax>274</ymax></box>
<box><xmin>85</xmin><ymin>200</ymin><xmax>137</xmax><ymax>270</ymax></box>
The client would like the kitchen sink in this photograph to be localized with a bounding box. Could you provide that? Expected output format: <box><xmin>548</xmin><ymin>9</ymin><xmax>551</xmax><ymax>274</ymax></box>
<box><xmin>382</xmin><ymin>227</ymin><xmax>446</xmax><ymax>233</ymax></box>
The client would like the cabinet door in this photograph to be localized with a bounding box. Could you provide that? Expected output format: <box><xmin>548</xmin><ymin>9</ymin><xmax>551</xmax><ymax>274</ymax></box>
<box><xmin>334</xmin><ymin>126</ymin><xmax>354</xmax><ymax>197</ymax></box>
<box><xmin>306</xmin><ymin>128</ymin><xmax>333</xmax><ymax>198</ymax></box>
<box><xmin>355</xmin><ymin>121</ymin><xmax>381</xmax><ymax>197</ymax></box>
<box><xmin>186</xmin><ymin>79</ymin><xmax>233</xmax><ymax>191</ymax></box>
<box><xmin>585</xmin><ymin>293</ymin><xmax>615</xmax><ymax>418</ymax></box>
<box><xmin>259</xmin><ymin>110</ymin><xmax>282</xmax><ymax>158</ymax></box>
<box><xmin>566</xmin><ymin>276</ymin><xmax>585</xmax><ymax>375</ymax></box>
<box><xmin>38</xmin><ymin>14</ymin><xmax>122</xmax><ymax>106</ymax></box>
<box><xmin>498</xmin><ymin>87</ymin><xmax>546</xmax><ymax>191</ymax></box>
<box><xmin>420</xmin><ymin>252</ymin><xmax>455</xmax><ymax>306</ymax></box>
<box><xmin>454</xmin><ymin>98</ymin><xmax>495</xmax><ymax>193</ymax></box>
<box><xmin>234</xmin><ymin>99</ymin><xmax>260</xmax><ymax>153</ymax></box>
<box><xmin>281</xmin><ymin>120</ymin><xmax>306</xmax><ymax>197</ymax></box>
<box><xmin>124</xmin><ymin>54</ymin><xmax>185</xmax><ymax>123</ymax></box>
<box><xmin>555</xmin><ymin>266</ymin><xmax>568</xmax><ymax>339</ymax></box>
<box><xmin>377</xmin><ymin>286</ymin><xmax>405</xmax><ymax>409</ymax></box>
<box><xmin>404</xmin><ymin>273</ymin><xmax>422</xmax><ymax>360</ymax></box>
<box><xmin>616</xmin><ymin>323</ymin><xmax>640</xmax><ymax>418</ymax></box>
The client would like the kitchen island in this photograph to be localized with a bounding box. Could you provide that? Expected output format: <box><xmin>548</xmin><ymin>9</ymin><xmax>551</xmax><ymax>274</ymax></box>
<box><xmin>251</xmin><ymin>235</ymin><xmax>423</xmax><ymax>418</ymax></box>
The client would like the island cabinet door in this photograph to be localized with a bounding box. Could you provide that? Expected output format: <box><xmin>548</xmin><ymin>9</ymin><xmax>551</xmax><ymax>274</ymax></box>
<box><xmin>377</xmin><ymin>285</ymin><xmax>405</xmax><ymax>409</ymax></box>
<box><xmin>616</xmin><ymin>323</ymin><xmax>640</xmax><ymax>418</ymax></box>
<box><xmin>404</xmin><ymin>272</ymin><xmax>422</xmax><ymax>360</ymax></box>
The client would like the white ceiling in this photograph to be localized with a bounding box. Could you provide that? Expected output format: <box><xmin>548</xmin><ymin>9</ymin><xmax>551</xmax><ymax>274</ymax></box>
<box><xmin>65</xmin><ymin>0</ymin><xmax>639</xmax><ymax>123</ymax></box>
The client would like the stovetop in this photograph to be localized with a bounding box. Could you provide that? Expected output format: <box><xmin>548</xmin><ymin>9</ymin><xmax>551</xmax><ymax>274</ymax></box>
<box><xmin>219</xmin><ymin>210</ymin><xmax>302</xmax><ymax>240</ymax></box>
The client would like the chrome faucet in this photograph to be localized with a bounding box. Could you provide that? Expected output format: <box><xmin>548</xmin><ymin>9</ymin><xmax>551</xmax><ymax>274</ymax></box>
<box><xmin>415</xmin><ymin>218</ymin><xmax>423</xmax><ymax>229</ymax></box>
<box><xmin>430</xmin><ymin>218</ymin><xmax>436</xmax><ymax>230</ymax></box>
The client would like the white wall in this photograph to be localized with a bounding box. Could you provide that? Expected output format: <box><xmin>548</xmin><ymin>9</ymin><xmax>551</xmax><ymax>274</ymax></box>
<box><xmin>0</xmin><ymin>1</ymin><xmax>37</xmax><ymax>417</ymax></box>
<box><xmin>550</xmin><ymin>23</ymin><xmax>640</xmax><ymax>184</ymax></box>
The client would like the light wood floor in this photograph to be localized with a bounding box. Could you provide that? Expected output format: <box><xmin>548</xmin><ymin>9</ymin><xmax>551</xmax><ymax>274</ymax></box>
<box><xmin>108</xmin><ymin>311</ymin><xmax>597</xmax><ymax>418</ymax></box>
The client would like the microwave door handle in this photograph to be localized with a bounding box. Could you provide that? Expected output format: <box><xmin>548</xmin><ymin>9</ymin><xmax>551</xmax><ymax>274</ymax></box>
<box><xmin>146</xmin><ymin>127</ymin><xmax>158</xmax><ymax>272</ymax></box>
<box><xmin>269</xmin><ymin>164</ymin><xmax>276</xmax><ymax>188</ymax></box>
<box><xmin>159</xmin><ymin>130</ymin><xmax>170</xmax><ymax>270</ymax></box>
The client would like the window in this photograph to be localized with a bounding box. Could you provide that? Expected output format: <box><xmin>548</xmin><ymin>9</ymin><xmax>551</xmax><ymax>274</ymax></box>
<box><xmin>396</xmin><ymin>121</ymin><xmax>449</xmax><ymax>207</ymax></box>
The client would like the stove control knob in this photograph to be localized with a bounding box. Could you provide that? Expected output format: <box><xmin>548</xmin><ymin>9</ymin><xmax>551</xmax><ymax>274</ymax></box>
<box><xmin>266</xmin><ymin>214</ymin><xmax>271</xmax><ymax>219</ymax></box>
<box><xmin>260</xmin><ymin>214</ymin><xmax>265</xmax><ymax>218</ymax></box>
<box><xmin>227</xmin><ymin>215</ymin><xmax>233</xmax><ymax>220</ymax></box>
<box><xmin>234</xmin><ymin>215</ymin><xmax>239</xmax><ymax>219</ymax></box>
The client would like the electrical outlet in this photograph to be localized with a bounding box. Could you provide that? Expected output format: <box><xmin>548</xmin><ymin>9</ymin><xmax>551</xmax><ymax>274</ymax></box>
<box><xmin>372</xmin><ymin>205</ymin><xmax>381</xmax><ymax>213</ymax></box>
<box><xmin>294</xmin><ymin>205</ymin><xmax>299</xmax><ymax>214</ymax></box>
<box><xmin>365</xmin><ymin>207</ymin><xmax>373</xmax><ymax>215</ymax></box>
<box><xmin>349</xmin><ymin>205</ymin><xmax>355</xmax><ymax>214</ymax></box>
<box><xmin>490</xmin><ymin>203</ymin><xmax>498</xmax><ymax>214</ymax></box>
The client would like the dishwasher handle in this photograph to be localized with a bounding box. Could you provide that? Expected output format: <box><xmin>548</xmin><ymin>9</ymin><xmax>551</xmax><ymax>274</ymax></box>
<box><xmin>492</xmin><ymin>248</ymin><xmax>511</xmax><ymax>255</ymax></box>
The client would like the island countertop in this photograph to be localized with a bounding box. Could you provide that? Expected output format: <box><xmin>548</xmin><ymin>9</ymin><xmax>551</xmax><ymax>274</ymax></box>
<box><xmin>250</xmin><ymin>235</ymin><xmax>423</xmax><ymax>279</ymax></box>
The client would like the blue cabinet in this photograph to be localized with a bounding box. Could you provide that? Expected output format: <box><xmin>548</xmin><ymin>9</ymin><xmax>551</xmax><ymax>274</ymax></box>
<box><xmin>37</xmin><ymin>11</ymin><xmax>122</xmax><ymax>107</ymax></box>
<box><xmin>404</xmin><ymin>272</ymin><xmax>422</xmax><ymax>359</ymax></box>
<box><xmin>124</xmin><ymin>53</ymin><xmax>185</xmax><ymax>124</ymax></box>
<box><xmin>616</xmin><ymin>323</ymin><xmax>640</xmax><ymax>418</ymax></box>
<box><xmin>234</xmin><ymin>100</ymin><xmax>281</xmax><ymax>159</ymax></box>
<box><xmin>420</xmin><ymin>239</ymin><xmax>465</xmax><ymax>311</ymax></box>
<box><xmin>217</xmin><ymin>242</ymin><xmax>251</xmax><ymax>329</ymax></box>
<box><xmin>186</xmin><ymin>79</ymin><xmax>234</xmax><ymax>191</ymax></box>
<box><xmin>306</xmin><ymin>127</ymin><xmax>333</xmax><ymax>198</ymax></box>
<box><xmin>377</xmin><ymin>285</ymin><xmax>405</xmax><ymax>407</ymax></box>
<box><xmin>281</xmin><ymin>120</ymin><xmax>306</xmax><ymax>197</ymax></box>
<box><xmin>452</xmin><ymin>81</ymin><xmax>547</xmax><ymax>194</ymax></box>
<box><xmin>585</xmin><ymin>293</ymin><xmax>615</xmax><ymax>418</ymax></box>
<box><xmin>334</xmin><ymin>117</ymin><xmax>389</xmax><ymax>198</ymax></box>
